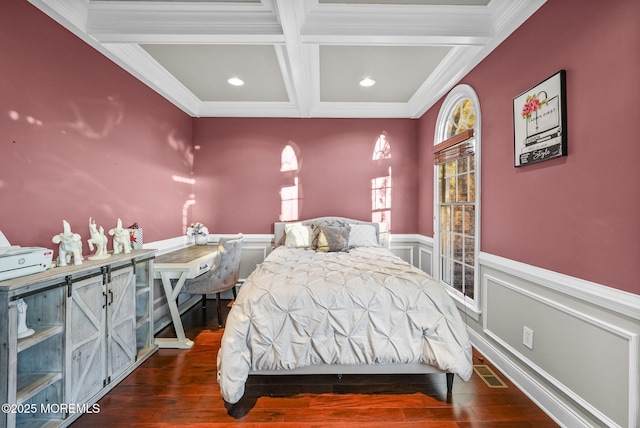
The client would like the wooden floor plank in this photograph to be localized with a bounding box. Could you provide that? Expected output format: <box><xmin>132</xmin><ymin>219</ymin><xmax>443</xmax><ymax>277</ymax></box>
<box><xmin>71</xmin><ymin>300</ymin><xmax>559</xmax><ymax>427</ymax></box>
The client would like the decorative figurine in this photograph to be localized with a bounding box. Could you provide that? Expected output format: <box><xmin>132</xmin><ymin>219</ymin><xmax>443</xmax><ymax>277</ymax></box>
<box><xmin>52</xmin><ymin>220</ymin><xmax>83</xmax><ymax>266</ymax></box>
<box><xmin>109</xmin><ymin>218</ymin><xmax>131</xmax><ymax>254</ymax></box>
<box><xmin>87</xmin><ymin>217</ymin><xmax>110</xmax><ymax>260</ymax></box>
<box><xmin>16</xmin><ymin>298</ymin><xmax>34</xmax><ymax>339</ymax></box>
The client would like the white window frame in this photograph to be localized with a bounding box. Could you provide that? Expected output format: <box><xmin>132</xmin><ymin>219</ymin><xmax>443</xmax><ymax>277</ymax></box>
<box><xmin>433</xmin><ymin>84</ymin><xmax>481</xmax><ymax>318</ymax></box>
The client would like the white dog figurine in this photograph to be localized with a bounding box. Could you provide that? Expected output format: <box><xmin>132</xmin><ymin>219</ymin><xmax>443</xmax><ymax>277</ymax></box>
<box><xmin>87</xmin><ymin>217</ymin><xmax>110</xmax><ymax>260</ymax></box>
<box><xmin>52</xmin><ymin>220</ymin><xmax>83</xmax><ymax>266</ymax></box>
<box><xmin>109</xmin><ymin>218</ymin><xmax>131</xmax><ymax>255</ymax></box>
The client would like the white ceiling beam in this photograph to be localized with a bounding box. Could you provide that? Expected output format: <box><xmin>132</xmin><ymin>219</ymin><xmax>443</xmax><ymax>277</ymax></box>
<box><xmin>196</xmin><ymin>101</ymin><xmax>302</xmax><ymax>118</ymax></box>
<box><xmin>272</xmin><ymin>0</ymin><xmax>315</xmax><ymax>117</ymax></box>
<box><xmin>86</xmin><ymin>0</ymin><xmax>283</xmax><ymax>43</ymax></box>
<box><xmin>310</xmin><ymin>102</ymin><xmax>415</xmax><ymax>119</ymax></box>
<box><xmin>103</xmin><ymin>44</ymin><xmax>202</xmax><ymax>116</ymax></box>
<box><xmin>301</xmin><ymin>2</ymin><xmax>493</xmax><ymax>45</ymax></box>
<box><xmin>407</xmin><ymin>45</ymin><xmax>484</xmax><ymax>118</ymax></box>
<box><xmin>300</xmin><ymin>34</ymin><xmax>490</xmax><ymax>46</ymax></box>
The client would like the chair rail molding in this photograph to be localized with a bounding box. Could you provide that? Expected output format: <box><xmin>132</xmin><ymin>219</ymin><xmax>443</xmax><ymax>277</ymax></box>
<box><xmin>479</xmin><ymin>252</ymin><xmax>640</xmax><ymax>321</ymax></box>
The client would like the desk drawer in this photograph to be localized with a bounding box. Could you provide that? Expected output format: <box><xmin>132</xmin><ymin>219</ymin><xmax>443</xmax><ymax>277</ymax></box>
<box><xmin>192</xmin><ymin>256</ymin><xmax>215</xmax><ymax>277</ymax></box>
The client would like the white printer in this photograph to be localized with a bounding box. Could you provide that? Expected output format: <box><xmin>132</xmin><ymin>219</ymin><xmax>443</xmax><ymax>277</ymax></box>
<box><xmin>0</xmin><ymin>231</ymin><xmax>54</xmax><ymax>282</ymax></box>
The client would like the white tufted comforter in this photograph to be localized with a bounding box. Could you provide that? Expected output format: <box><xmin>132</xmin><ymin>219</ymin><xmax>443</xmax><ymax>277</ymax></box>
<box><xmin>217</xmin><ymin>246</ymin><xmax>473</xmax><ymax>404</ymax></box>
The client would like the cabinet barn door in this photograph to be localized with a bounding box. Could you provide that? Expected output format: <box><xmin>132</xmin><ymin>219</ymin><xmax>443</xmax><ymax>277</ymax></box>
<box><xmin>67</xmin><ymin>275</ymin><xmax>106</xmax><ymax>404</ymax></box>
<box><xmin>107</xmin><ymin>266</ymin><xmax>136</xmax><ymax>380</ymax></box>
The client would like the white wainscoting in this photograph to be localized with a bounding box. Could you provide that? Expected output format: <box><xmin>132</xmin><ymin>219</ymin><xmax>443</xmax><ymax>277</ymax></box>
<box><xmin>387</xmin><ymin>234</ymin><xmax>436</xmax><ymax>279</ymax></box>
<box><xmin>482</xmin><ymin>273</ymin><xmax>638</xmax><ymax>428</ymax></box>
<box><xmin>387</xmin><ymin>234</ymin><xmax>415</xmax><ymax>265</ymax></box>
<box><xmin>389</xmin><ymin>234</ymin><xmax>434</xmax><ymax>277</ymax></box>
<box><xmin>415</xmin><ymin>236</ymin><xmax>639</xmax><ymax>428</ymax></box>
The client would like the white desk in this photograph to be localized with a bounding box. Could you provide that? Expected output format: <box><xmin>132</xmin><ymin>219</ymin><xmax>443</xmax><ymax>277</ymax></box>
<box><xmin>154</xmin><ymin>245</ymin><xmax>217</xmax><ymax>349</ymax></box>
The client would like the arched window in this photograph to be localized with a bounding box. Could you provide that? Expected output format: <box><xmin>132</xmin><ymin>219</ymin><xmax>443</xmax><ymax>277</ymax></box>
<box><xmin>372</xmin><ymin>133</ymin><xmax>391</xmax><ymax>231</ymax></box>
<box><xmin>433</xmin><ymin>85</ymin><xmax>481</xmax><ymax>315</ymax></box>
<box><xmin>372</xmin><ymin>133</ymin><xmax>391</xmax><ymax>161</ymax></box>
<box><xmin>280</xmin><ymin>144</ymin><xmax>299</xmax><ymax>172</ymax></box>
<box><xmin>280</xmin><ymin>143</ymin><xmax>302</xmax><ymax>221</ymax></box>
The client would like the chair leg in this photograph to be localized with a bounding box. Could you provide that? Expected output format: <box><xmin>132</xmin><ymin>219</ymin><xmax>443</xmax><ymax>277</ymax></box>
<box><xmin>202</xmin><ymin>294</ymin><xmax>207</xmax><ymax>309</ymax></box>
<box><xmin>216</xmin><ymin>292</ymin><xmax>223</xmax><ymax>327</ymax></box>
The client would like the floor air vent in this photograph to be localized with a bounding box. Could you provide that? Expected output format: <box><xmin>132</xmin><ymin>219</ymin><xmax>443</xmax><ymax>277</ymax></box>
<box><xmin>473</xmin><ymin>365</ymin><xmax>508</xmax><ymax>388</ymax></box>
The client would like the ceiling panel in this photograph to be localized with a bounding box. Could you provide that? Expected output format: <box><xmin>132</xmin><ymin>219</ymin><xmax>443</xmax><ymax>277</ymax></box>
<box><xmin>320</xmin><ymin>45</ymin><xmax>451</xmax><ymax>102</ymax></box>
<box><xmin>141</xmin><ymin>44</ymin><xmax>288</xmax><ymax>102</ymax></box>
<box><xmin>28</xmin><ymin>0</ymin><xmax>547</xmax><ymax>118</ymax></box>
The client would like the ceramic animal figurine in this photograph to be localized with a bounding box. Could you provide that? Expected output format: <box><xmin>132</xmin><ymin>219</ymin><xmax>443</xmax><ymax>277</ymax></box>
<box><xmin>52</xmin><ymin>220</ymin><xmax>83</xmax><ymax>266</ymax></box>
<box><xmin>87</xmin><ymin>217</ymin><xmax>110</xmax><ymax>260</ymax></box>
<box><xmin>109</xmin><ymin>218</ymin><xmax>130</xmax><ymax>255</ymax></box>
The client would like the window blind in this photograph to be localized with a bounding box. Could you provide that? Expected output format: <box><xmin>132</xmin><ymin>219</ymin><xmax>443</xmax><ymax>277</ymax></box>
<box><xmin>433</xmin><ymin>129</ymin><xmax>475</xmax><ymax>165</ymax></box>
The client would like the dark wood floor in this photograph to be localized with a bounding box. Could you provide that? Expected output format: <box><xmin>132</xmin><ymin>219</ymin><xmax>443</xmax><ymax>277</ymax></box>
<box><xmin>72</xmin><ymin>300</ymin><xmax>559</xmax><ymax>427</ymax></box>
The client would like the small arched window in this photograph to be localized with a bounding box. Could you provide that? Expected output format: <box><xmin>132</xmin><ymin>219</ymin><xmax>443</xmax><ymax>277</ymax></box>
<box><xmin>280</xmin><ymin>144</ymin><xmax>299</xmax><ymax>172</ymax></box>
<box><xmin>373</xmin><ymin>133</ymin><xmax>391</xmax><ymax>161</ymax></box>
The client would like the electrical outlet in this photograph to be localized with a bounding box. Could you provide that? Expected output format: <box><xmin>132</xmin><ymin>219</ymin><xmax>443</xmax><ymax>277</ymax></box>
<box><xmin>523</xmin><ymin>326</ymin><xmax>534</xmax><ymax>349</ymax></box>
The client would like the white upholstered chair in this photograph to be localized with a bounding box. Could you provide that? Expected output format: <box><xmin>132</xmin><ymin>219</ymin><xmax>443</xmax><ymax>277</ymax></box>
<box><xmin>181</xmin><ymin>234</ymin><xmax>243</xmax><ymax>327</ymax></box>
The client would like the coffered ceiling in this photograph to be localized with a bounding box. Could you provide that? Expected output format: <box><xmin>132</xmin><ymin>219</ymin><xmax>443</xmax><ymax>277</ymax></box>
<box><xmin>29</xmin><ymin>0</ymin><xmax>546</xmax><ymax>118</ymax></box>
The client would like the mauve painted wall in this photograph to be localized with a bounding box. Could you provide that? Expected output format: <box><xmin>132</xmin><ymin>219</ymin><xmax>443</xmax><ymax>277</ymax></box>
<box><xmin>418</xmin><ymin>0</ymin><xmax>640</xmax><ymax>294</ymax></box>
<box><xmin>0</xmin><ymin>2</ymin><xmax>193</xmax><ymax>256</ymax></box>
<box><xmin>192</xmin><ymin>118</ymin><xmax>418</xmax><ymax>234</ymax></box>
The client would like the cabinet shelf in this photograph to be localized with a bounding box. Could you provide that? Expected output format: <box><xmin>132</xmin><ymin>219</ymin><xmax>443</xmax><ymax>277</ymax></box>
<box><xmin>16</xmin><ymin>373</ymin><xmax>63</xmax><ymax>404</ymax></box>
<box><xmin>17</xmin><ymin>326</ymin><xmax>63</xmax><ymax>354</ymax></box>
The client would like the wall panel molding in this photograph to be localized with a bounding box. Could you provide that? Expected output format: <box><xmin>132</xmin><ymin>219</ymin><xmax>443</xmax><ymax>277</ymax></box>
<box><xmin>390</xmin><ymin>245</ymin><xmax>414</xmax><ymax>265</ymax></box>
<box><xmin>418</xmin><ymin>247</ymin><xmax>433</xmax><ymax>276</ymax></box>
<box><xmin>468</xmin><ymin>329</ymin><xmax>590</xmax><ymax>428</ymax></box>
<box><xmin>482</xmin><ymin>274</ymin><xmax>638</xmax><ymax>428</ymax></box>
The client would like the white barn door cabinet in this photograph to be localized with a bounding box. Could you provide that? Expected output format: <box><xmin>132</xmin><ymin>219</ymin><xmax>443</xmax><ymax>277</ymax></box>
<box><xmin>0</xmin><ymin>250</ymin><xmax>156</xmax><ymax>428</ymax></box>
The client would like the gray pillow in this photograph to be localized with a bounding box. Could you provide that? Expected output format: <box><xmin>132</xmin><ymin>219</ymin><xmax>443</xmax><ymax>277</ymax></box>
<box><xmin>311</xmin><ymin>225</ymin><xmax>350</xmax><ymax>252</ymax></box>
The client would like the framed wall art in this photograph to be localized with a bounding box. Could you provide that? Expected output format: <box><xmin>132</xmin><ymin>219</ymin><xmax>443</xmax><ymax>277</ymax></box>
<box><xmin>513</xmin><ymin>70</ymin><xmax>567</xmax><ymax>167</ymax></box>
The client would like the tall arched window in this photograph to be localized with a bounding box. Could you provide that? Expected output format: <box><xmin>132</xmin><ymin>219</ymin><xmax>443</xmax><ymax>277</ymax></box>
<box><xmin>433</xmin><ymin>85</ymin><xmax>481</xmax><ymax>315</ymax></box>
<box><xmin>280</xmin><ymin>143</ymin><xmax>302</xmax><ymax>221</ymax></box>
<box><xmin>372</xmin><ymin>132</ymin><xmax>391</xmax><ymax>231</ymax></box>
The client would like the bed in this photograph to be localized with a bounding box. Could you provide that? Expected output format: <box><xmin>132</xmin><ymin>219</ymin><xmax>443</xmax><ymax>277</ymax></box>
<box><xmin>216</xmin><ymin>217</ymin><xmax>473</xmax><ymax>404</ymax></box>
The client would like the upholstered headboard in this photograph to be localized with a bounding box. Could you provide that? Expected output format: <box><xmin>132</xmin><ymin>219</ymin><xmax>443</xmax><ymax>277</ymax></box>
<box><xmin>274</xmin><ymin>217</ymin><xmax>389</xmax><ymax>248</ymax></box>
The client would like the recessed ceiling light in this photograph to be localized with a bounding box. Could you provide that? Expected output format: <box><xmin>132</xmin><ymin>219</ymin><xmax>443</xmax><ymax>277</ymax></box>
<box><xmin>227</xmin><ymin>77</ymin><xmax>244</xmax><ymax>86</ymax></box>
<box><xmin>359</xmin><ymin>77</ymin><xmax>376</xmax><ymax>87</ymax></box>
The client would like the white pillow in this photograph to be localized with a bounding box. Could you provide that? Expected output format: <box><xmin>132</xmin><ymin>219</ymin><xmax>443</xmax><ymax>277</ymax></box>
<box><xmin>348</xmin><ymin>224</ymin><xmax>379</xmax><ymax>247</ymax></box>
<box><xmin>284</xmin><ymin>223</ymin><xmax>312</xmax><ymax>248</ymax></box>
